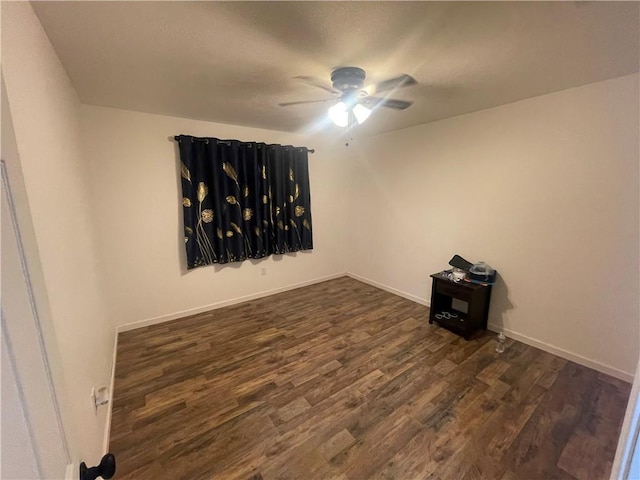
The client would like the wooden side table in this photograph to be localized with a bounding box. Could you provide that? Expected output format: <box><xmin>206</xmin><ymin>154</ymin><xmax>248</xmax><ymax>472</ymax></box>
<box><xmin>429</xmin><ymin>271</ymin><xmax>492</xmax><ymax>340</ymax></box>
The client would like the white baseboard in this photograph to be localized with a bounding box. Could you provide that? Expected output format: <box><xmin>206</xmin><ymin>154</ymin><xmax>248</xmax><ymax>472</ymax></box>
<box><xmin>487</xmin><ymin>322</ymin><xmax>634</xmax><ymax>383</ymax></box>
<box><xmin>65</xmin><ymin>462</ymin><xmax>78</xmax><ymax>480</ymax></box>
<box><xmin>103</xmin><ymin>330</ymin><xmax>118</xmax><ymax>454</ymax></box>
<box><xmin>116</xmin><ymin>272</ymin><xmax>347</xmax><ymax>333</ymax></box>
<box><xmin>346</xmin><ymin>272</ymin><xmax>430</xmax><ymax>307</ymax></box>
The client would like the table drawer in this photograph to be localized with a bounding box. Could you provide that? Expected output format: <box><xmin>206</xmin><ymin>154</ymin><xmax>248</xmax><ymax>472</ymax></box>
<box><xmin>435</xmin><ymin>280</ymin><xmax>472</xmax><ymax>301</ymax></box>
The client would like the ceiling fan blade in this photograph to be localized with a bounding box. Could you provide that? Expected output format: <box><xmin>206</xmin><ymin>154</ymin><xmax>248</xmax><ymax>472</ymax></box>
<box><xmin>371</xmin><ymin>74</ymin><xmax>417</xmax><ymax>94</ymax></box>
<box><xmin>294</xmin><ymin>76</ymin><xmax>340</xmax><ymax>95</ymax></box>
<box><xmin>363</xmin><ymin>97</ymin><xmax>413</xmax><ymax>110</ymax></box>
<box><xmin>278</xmin><ymin>98</ymin><xmax>335</xmax><ymax>107</ymax></box>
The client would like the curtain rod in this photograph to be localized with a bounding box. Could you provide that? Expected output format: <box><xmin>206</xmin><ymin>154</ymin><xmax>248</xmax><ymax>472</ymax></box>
<box><xmin>173</xmin><ymin>135</ymin><xmax>314</xmax><ymax>154</ymax></box>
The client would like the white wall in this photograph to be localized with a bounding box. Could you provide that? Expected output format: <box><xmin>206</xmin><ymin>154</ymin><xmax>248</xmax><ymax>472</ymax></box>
<box><xmin>2</xmin><ymin>2</ymin><xmax>113</xmax><ymax>463</ymax></box>
<box><xmin>346</xmin><ymin>74</ymin><xmax>639</xmax><ymax>380</ymax></box>
<box><xmin>80</xmin><ymin>106</ymin><xmax>347</xmax><ymax>328</ymax></box>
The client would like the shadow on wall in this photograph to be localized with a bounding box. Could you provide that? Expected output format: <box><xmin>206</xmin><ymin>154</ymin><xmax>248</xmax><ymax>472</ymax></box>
<box><xmin>488</xmin><ymin>272</ymin><xmax>513</xmax><ymax>332</ymax></box>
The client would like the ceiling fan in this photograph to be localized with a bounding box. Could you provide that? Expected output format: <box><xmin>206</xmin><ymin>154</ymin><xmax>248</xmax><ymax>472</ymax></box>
<box><xmin>279</xmin><ymin>66</ymin><xmax>417</xmax><ymax>127</ymax></box>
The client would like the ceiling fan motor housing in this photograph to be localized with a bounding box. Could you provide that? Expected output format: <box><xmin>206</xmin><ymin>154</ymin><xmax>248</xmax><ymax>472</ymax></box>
<box><xmin>331</xmin><ymin>67</ymin><xmax>366</xmax><ymax>92</ymax></box>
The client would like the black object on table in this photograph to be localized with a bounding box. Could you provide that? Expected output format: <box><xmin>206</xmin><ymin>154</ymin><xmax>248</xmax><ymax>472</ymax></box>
<box><xmin>429</xmin><ymin>271</ymin><xmax>493</xmax><ymax>340</ymax></box>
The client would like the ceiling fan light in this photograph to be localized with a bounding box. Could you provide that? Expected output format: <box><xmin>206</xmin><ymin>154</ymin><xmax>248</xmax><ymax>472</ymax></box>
<box><xmin>353</xmin><ymin>104</ymin><xmax>372</xmax><ymax>124</ymax></box>
<box><xmin>328</xmin><ymin>102</ymin><xmax>348</xmax><ymax>127</ymax></box>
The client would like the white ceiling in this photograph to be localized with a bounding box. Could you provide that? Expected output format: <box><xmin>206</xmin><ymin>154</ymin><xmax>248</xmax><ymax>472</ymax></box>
<box><xmin>32</xmin><ymin>1</ymin><xmax>639</xmax><ymax>137</ymax></box>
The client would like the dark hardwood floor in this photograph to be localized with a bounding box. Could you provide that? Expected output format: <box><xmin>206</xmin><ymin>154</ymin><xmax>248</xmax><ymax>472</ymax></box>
<box><xmin>110</xmin><ymin>277</ymin><xmax>630</xmax><ymax>480</ymax></box>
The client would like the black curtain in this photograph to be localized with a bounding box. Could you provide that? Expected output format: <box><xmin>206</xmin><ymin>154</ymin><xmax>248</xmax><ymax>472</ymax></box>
<box><xmin>177</xmin><ymin>135</ymin><xmax>313</xmax><ymax>268</ymax></box>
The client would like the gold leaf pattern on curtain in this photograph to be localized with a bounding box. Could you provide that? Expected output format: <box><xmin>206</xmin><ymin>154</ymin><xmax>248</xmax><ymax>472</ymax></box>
<box><xmin>295</xmin><ymin>206</ymin><xmax>305</xmax><ymax>217</ymax></box>
<box><xmin>275</xmin><ymin>206</ymin><xmax>281</xmax><ymax>216</ymax></box>
<box><xmin>185</xmin><ymin>227</ymin><xmax>193</xmax><ymax>235</ymax></box>
<box><xmin>181</xmin><ymin>163</ymin><xmax>191</xmax><ymax>182</ymax></box>
<box><xmin>197</xmin><ymin>182</ymin><xmax>208</xmax><ymax>202</ymax></box>
<box><xmin>183</xmin><ymin>197</ymin><xmax>192</xmax><ymax>207</ymax></box>
<box><xmin>231</xmin><ymin>222</ymin><xmax>242</xmax><ymax>234</ymax></box>
<box><xmin>254</xmin><ymin>226</ymin><xmax>261</xmax><ymax>236</ymax></box>
<box><xmin>261</xmin><ymin>165</ymin><xmax>266</xmax><ymax>179</ymax></box>
<box><xmin>289</xmin><ymin>168</ymin><xmax>294</xmax><ymax>181</ymax></box>
<box><xmin>277</xmin><ymin>220</ymin><xmax>284</xmax><ymax>230</ymax></box>
<box><xmin>201</xmin><ymin>209</ymin><xmax>214</xmax><ymax>223</ymax></box>
<box><xmin>222</xmin><ymin>162</ymin><xmax>238</xmax><ymax>182</ymax></box>
<box><xmin>303</xmin><ymin>219</ymin><xmax>311</xmax><ymax>230</ymax></box>
<box><xmin>294</xmin><ymin>184</ymin><xmax>299</xmax><ymax>200</ymax></box>
<box><xmin>226</xmin><ymin>231</ymin><xmax>233</xmax><ymax>237</ymax></box>
<box><xmin>216</xmin><ymin>228</ymin><xmax>223</xmax><ymax>239</ymax></box>
<box><xmin>290</xmin><ymin>219</ymin><xmax>302</xmax><ymax>244</ymax></box>
<box><xmin>243</xmin><ymin>208</ymin><xmax>253</xmax><ymax>221</ymax></box>
<box><xmin>288</xmin><ymin>195</ymin><xmax>294</xmax><ymax>203</ymax></box>
<box><xmin>243</xmin><ymin>186</ymin><xmax>249</xmax><ymax>197</ymax></box>
<box><xmin>262</xmin><ymin>195</ymin><xmax>268</xmax><ymax>204</ymax></box>
<box><xmin>226</xmin><ymin>196</ymin><xmax>238</xmax><ymax>205</ymax></box>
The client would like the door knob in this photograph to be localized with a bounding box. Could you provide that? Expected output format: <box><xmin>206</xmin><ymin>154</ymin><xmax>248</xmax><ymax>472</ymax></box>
<box><xmin>79</xmin><ymin>453</ymin><xmax>116</xmax><ymax>480</ymax></box>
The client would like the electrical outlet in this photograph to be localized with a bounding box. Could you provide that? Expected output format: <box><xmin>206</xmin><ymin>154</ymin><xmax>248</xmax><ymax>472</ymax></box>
<box><xmin>261</xmin><ymin>267</ymin><xmax>267</xmax><ymax>276</ymax></box>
